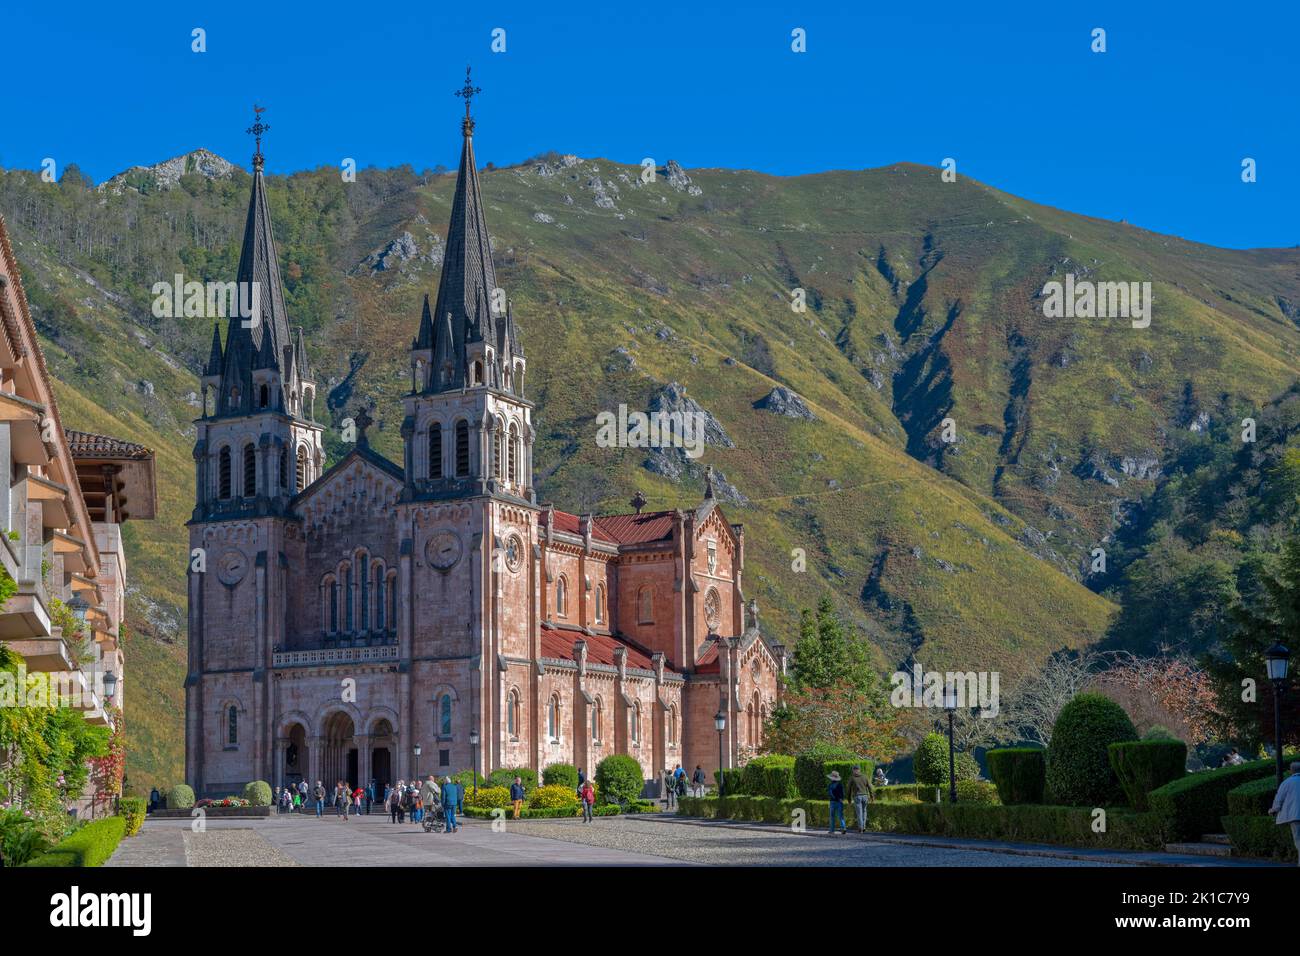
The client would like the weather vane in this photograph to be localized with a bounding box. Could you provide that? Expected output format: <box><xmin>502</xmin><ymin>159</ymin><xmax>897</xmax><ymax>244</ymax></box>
<box><xmin>246</xmin><ymin>104</ymin><xmax>270</xmax><ymax>169</ymax></box>
<box><xmin>455</xmin><ymin>67</ymin><xmax>480</xmax><ymax>135</ymax></box>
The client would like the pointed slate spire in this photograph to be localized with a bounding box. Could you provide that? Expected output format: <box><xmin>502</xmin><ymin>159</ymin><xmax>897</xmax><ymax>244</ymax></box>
<box><xmin>205</xmin><ymin>323</ymin><xmax>224</xmax><ymax>376</ymax></box>
<box><xmin>294</xmin><ymin>327</ymin><xmax>311</xmax><ymax>381</ymax></box>
<box><xmin>414</xmin><ymin>293</ymin><xmax>434</xmax><ymax>350</ymax></box>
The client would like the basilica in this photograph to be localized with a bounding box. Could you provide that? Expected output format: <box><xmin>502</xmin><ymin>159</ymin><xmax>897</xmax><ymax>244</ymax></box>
<box><xmin>184</xmin><ymin>82</ymin><xmax>785</xmax><ymax>799</ymax></box>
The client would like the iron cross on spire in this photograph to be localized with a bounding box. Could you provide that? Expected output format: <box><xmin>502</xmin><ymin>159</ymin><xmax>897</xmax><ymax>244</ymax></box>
<box><xmin>455</xmin><ymin>67</ymin><xmax>481</xmax><ymax>135</ymax></box>
<box><xmin>246</xmin><ymin>105</ymin><xmax>270</xmax><ymax>170</ymax></box>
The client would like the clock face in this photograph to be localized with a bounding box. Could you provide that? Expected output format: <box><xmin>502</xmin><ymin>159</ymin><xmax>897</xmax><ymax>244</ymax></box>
<box><xmin>216</xmin><ymin>549</ymin><xmax>247</xmax><ymax>586</ymax></box>
<box><xmin>425</xmin><ymin>531</ymin><xmax>462</xmax><ymax>572</ymax></box>
<box><xmin>504</xmin><ymin>534</ymin><xmax>523</xmax><ymax>572</ymax></box>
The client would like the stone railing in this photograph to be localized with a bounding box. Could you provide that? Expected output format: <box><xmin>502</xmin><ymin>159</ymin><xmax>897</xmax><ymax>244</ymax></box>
<box><xmin>272</xmin><ymin>644</ymin><xmax>399</xmax><ymax>668</ymax></box>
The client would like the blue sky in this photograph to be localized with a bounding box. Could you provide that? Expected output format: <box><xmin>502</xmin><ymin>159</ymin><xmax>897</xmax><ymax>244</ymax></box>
<box><xmin>5</xmin><ymin>1</ymin><xmax>1297</xmax><ymax>249</ymax></box>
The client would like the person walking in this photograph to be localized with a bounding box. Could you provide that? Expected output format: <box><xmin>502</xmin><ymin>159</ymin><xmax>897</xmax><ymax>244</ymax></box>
<box><xmin>352</xmin><ymin>785</ymin><xmax>363</xmax><ymax>818</ymax></box>
<box><xmin>148</xmin><ymin>787</ymin><xmax>160</xmax><ymax>813</ymax></box>
<box><xmin>1268</xmin><ymin>761</ymin><xmax>1300</xmax><ymax>867</ymax></box>
<box><xmin>389</xmin><ymin>780</ymin><xmax>404</xmax><ymax>824</ymax></box>
<box><xmin>313</xmin><ymin>780</ymin><xmax>326</xmax><ymax>819</ymax></box>
<box><xmin>662</xmin><ymin>769</ymin><xmax>676</xmax><ymax>809</ymax></box>
<box><xmin>441</xmin><ymin>777</ymin><xmax>460</xmax><ymax>833</ymax></box>
<box><xmin>292</xmin><ymin>788</ymin><xmax>302</xmax><ymax>813</ymax></box>
<box><xmin>580</xmin><ymin>778</ymin><xmax>596</xmax><ymax>823</ymax></box>
<box><xmin>691</xmin><ymin>765</ymin><xmax>706</xmax><ymax>797</ymax></box>
<box><xmin>827</xmin><ymin>771</ymin><xmax>847</xmax><ymax>834</ymax></box>
<box><xmin>848</xmin><ymin>764</ymin><xmax>874</xmax><ymax>833</ymax></box>
<box><xmin>365</xmin><ymin>780</ymin><xmax>375</xmax><ymax>815</ymax></box>
<box><xmin>510</xmin><ymin>776</ymin><xmax>526</xmax><ymax>820</ymax></box>
<box><xmin>335</xmin><ymin>781</ymin><xmax>350</xmax><ymax>821</ymax></box>
<box><xmin>420</xmin><ymin>775</ymin><xmax>441</xmax><ymax>827</ymax></box>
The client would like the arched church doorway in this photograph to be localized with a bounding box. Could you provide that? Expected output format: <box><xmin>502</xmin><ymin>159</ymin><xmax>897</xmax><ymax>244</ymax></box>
<box><xmin>285</xmin><ymin>723</ymin><xmax>308</xmax><ymax>789</ymax></box>
<box><xmin>323</xmin><ymin>711</ymin><xmax>357</xmax><ymax>789</ymax></box>
<box><xmin>370</xmin><ymin>718</ymin><xmax>395</xmax><ymax>796</ymax></box>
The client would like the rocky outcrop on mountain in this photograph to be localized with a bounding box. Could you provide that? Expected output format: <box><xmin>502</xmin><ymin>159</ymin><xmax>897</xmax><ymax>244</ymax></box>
<box><xmin>754</xmin><ymin>386</ymin><xmax>815</xmax><ymax>420</ymax></box>
<box><xmin>649</xmin><ymin>382</ymin><xmax>732</xmax><ymax>447</ymax></box>
<box><xmin>662</xmin><ymin>160</ymin><xmax>703</xmax><ymax>196</ymax></box>
<box><xmin>100</xmin><ymin>149</ymin><xmax>235</xmax><ymax>194</ymax></box>
<box><xmin>357</xmin><ymin>231</ymin><xmax>443</xmax><ymax>273</ymax></box>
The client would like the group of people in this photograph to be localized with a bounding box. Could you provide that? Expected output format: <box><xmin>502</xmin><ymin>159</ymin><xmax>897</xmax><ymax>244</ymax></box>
<box><xmin>660</xmin><ymin>764</ymin><xmax>708</xmax><ymax>806</ymax></box>
<box><xmin>269</xmin><ymin>780</ymin><xmax>378</xmax><ymax>817</ymax></box>
<box><xmin>826</xmin><ymin>765</ymin><xmax>886</xmax><ymax>834</ymax></box>
<box><xmin>383</xmin><ymin>775</ymin><xmax>463</xmax><ymax>833</ymax></box>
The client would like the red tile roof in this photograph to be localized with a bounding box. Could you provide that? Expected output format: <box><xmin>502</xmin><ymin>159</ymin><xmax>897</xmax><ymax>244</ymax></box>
<box><xmin>539</xmin><ymin>509</ymin><xmax>618</xmax><ymax>543</ymax></box>
<box><xmin>695</xmin><ymin>641</ymin><xmax>720</xmax><ymax>673</ymax></box>
<box><xmin>592</xmin><ymin>511</ymin><xmax>675</xmax><ymax>545</ymax></box>
<box><xmin>65</xmin><ymin>429</ymin><xmax>154</xmax><ymax>460</ymax></box>
<box><xmin>538</xmin><ymin>624</ymin><xmax>657</xmax><ymax>671</ymax></box>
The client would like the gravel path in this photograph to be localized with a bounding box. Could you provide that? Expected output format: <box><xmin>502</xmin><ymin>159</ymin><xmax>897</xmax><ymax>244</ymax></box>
<box><xmin>506</xmin><ymin>815</ymin><xmax>1118</xmax><ymax>867</ymax></box>
<box><xmin>182</xmin><ymin>828</ymin><xmax>301</xmax><ymax>867</ymax></box>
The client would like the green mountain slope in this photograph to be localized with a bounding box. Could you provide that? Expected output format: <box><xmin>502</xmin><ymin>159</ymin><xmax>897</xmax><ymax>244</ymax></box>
<box><xmin>3</xmin><ymin>152</ymin><xmax>1297</xmax><ymax>791</ymax></box>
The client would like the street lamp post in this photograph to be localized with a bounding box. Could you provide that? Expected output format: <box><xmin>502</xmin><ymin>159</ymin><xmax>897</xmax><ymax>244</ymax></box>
<box><xmin>470</xmin><ymin>729</ymin><xmax>480</xmax><ymax>797</ymax></box>
<box><xmin>714</xmin><ymin>708</ymin><xmax>727</xmax><ymax>797</ymax></box>
<box><xmin>1266</xmin><ymin>643</ymin><xmax>1291</xmax><ymax>787</ymax></box>
<box><xmin>413</xmin><ymin>743</ymin><xmax>422</xmax><ymax>781</ymax></box>
<box><xmin>944</xmin><ymin>685</ymin><xmax>958</xmax><ymax>804</ymax></box>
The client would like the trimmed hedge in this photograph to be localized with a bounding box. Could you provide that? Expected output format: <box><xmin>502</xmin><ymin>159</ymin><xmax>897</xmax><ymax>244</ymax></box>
<box><xmin>529</xmin><ymin>784</ymin><xmax>580</xmax><ymax>809</ymax></box>
<box><xmin>166</xmin><ymin>784</ymin><xmax>195</xmax><ymax>810</ymax></box>
<box><xmin>1226</xmin><ymin>776</ymin><xmax>1280</xmax><ymax>816</ymax></box>
<box><xmin>677</xmin><ymin>796</ymin><xmax>1163</xmax><ymax>851</ymax></box>
<box><xmin>1221</xmin><ymin>815</ymin><xmax>1298</xmax><ymax>862</ymax></box>
<box><xmin>876</xmin><ymin>784</ymin><xmax>940</xmax><ymax>804</ymax></box>
<box><xmin>488</xmin><ymin>767</ymin><xmax>538</xmax><ymax>792</ymax></box>
<box><xmin>542</xmin><ymin>763</ymin><xmax>579</xmax><ymax>790</ymax></box>
<box><xmin>1045</xmin><ymin>693</ymin><xmax>1137</xmax><ymax>806</ymax></box>
<box><xmin>739</xmin><ymin>755</ymin><xmax>798</xmax><ymax>799</ymax></box>
<box><xmin>715</xmin><ymin>767</ymin><xmax>744</xmax><ymax>795</ymax></box>
<box><xmin>914</xmin><ymin>733</ymin><xmax>979</xmax><ymax>786</ymax></box>
<box><xmin>463</xmin><ymin>803</ymin><xmax>622</xmax><ymax>820</ymax></box>
<box><xmin>1147</xmin><ymin>753</ymin><xmax>1295</xmax><ymax>842</ymax></box>
<box><xmin>1108</xmin><ymin>740</ymin><xmax>1187</xmax><ymax>811</ymax></box>
<box><xmin>465</xmin><ymin>786</ymin><xmax>512</xmax><ymax>809</ymax></box>
<box><xmin>986</xmin><ymin>747</ymin><xmax>1046</xmax><ymax>805</ymax></box>
<box><xmin>241</xmin><ymin>780</ymin><xmax>273</xmax><ymax>807</ymax></box>
<box><xmin>595</xmin><ymin>754</ymin><xmax>645</xmax><ymax>805</ymax></box>
<box><xmin>118</xmin><ymin>797</ymin><xmax>146</xmax><ymax>836</ymax></box>
<box><xmin>23</xmin><ymin>817</ymin><xmax>127</xmax><ymax>867</ymax></box>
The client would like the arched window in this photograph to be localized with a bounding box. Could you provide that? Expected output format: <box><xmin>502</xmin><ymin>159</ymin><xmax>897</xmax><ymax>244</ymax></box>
<box><xmin>591</xmin><ymin>697</ymin><xmax>602</xmax><ymax>742</ymax></box>
<box><xmin>438</xmin><ymin>694</ymin><xmax>453</xmax><ymax>736</ymax></box>
<box><xmin>556</xmin><ymin>576</ymin><xmax>567</xmax><ymax>617</ymax></box>
<box><xmin>243</xmin><ymin>443</ymin><xmax>256</xmax><ymax>497</ymax></box>
<box><xmin>259</xmin><ymin>383</ymin><xmax>269</xmax><ymax>408</ymax></box>
<box><xmin>594</xmin><ymin>584</ymin><xmax>605</xmax><ymax>624</ymax></box>
<box><xmin>507</xmin><ymin>689</ymin><xmax>519</xmax><ymax>738</ymax></box>
<box><xmin>669</xmin><ymin>704</ymin><xmax>678</xmax><ymax>745</ymax></box>
<box><xmin>358</xmin><ymin>552</ymin><xmax>370</xmax><ymax>631</ymax></box>
<box><xmin>374</xmin><ymin>564</ymin><xmax>385</xmax><ymax>632</ymax></box>
<box><xmin>296</xmin><ymin>445</ymin><xmax>307</xmax><ymax>491</ymax></box>
<box><xmin>493</xmin><ymin>418</ymin><xmax>504</xmax><ymax>477</ymax></box>
<box><xmin>455</xmin><ymin>421</ymin><xmax>470</xmax><ymax>477</ymax></box>
<box><xmin>227</xmin><ymin>704</ymin><xmax>238</xmax><ymax>746</ymax></box>
<box><xmin>547</xmin><ymin>695</ymin><xmax>559</xmax><ymax>741</ymax></box>
<box><xmin>508</xmin><ymin>422</ymin><xmax>519</xmax><ymax>483</ymax></box>
<box><xmin>218</xmin><ymin>446</ymin><xmax>232</xmax><ymax>499</ymax></box>
<box><xmin>386</xmin><ymin>571</ymin><xmax>397</xmax><ymax>634</ymax></box>
<box><xmin>472</xmin><ymin>360</ymin><xmax>483</xmax><ymax>386</ymax></box>
<box><xmin>279</xmin><ymin>448</ymin><xmax>287</xmax><ymax>491</ymax></box>
<box><xmin>637</xmin><ymin>586</ymin><xmax>653</xmax><ymax>624</ymax></box>
<box><xmin>328</xmin><ymin>576</ymin><xmax>338</xmax><ymax>633</ymax></box>
<box><xmin>630</xmin><ymin>700</ymin><xmax>640</xmax><ymax>744</ymax></box>
<box><xmin>344</xmin><ymin>564</ymin><xmax>353</xmax><ymax>632</ymax></box>
<box><xmin>428</xmin><ymin>423</ymin><xmax>442</xmax><ymax>478</ymax></box>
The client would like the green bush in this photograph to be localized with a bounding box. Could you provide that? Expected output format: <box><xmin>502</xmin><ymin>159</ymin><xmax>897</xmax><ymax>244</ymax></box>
<box><xmin>950</xmin><ymin>779</ymin><xmax>1001</xmax><ymax>804</ymax></box>
<box><xmin>739</xmin><ymin>754</ymin><xmax>798</xmax><ymax>798</ymax></box>
<box><xmin>1148</xmin><ymin>754</ymin><xmax>1294</xmax><ymax>842</ymax></box>
<box><xmin>825</xmin><ymin>759</ymin><xmax>875</xmax><ymax>793</ymax></box>
<box><xmin>241</xmin><ymin>780</ymin><xmax>273</xmax><ymax>807</ymax></box>
<box><xmin>793</xmin><ymin>744</ymin><xmax>856</xmax><ymax>798</ymax></box>
<box><xmin>166</xmin><ymin>784</ymin><xmax>195</xmax><ymax>810</ymax></box>
<box><xmin>876</xmin><ymin>784</ymin><xmax>940</xmax><ymax>803</ymax></box>
<box><xmin>1226</xmin><ymin>776</ymin><xmax>1281</xmax><ymax>816</ymax></box>
<box><xmin>465</xmin><ymin>785</ymin><xmax>512</xmax><ymax>809</ymax></box>
<box><xmin>986</xmin><ymin>747</ymin><xmax>1046</xmax><ymax>805</ymax></box>
<box><xmin>595</xmin><ymin>754</ymin><xmax>645</xmax><ymax>805</ymax></box>
<box><xmin>542</xmin><ymin>763</ymin><xmax>579</xmax><ymax>790</ymax></box>
<box><xmin>1044</xmin><ymin>693</ymin><xmax>1137</xmax><ymax>806</ymax></box>
<box><xmin>1143</xmin><ymin>725</ymin><xmax>1178</xmax><ymax>741</ymax></box>
<box><xmin>449</xmin><ymin>769</ymin><xmax>486</xmax><ymax>791</ymax></box>
<box><xmin>0</xmin><ymin>807</ymin><xmax>53</xmax><ymax>866</ymax></box>
<box><xmin>22</xmin><ymin>816</ymin><xmax>127</xmax><ymax>867</ymax></box>
<box><xmin>1221</xmin><ymin>815</ymin><xmax>1298</xmax><ymax>862</ymax></box>
<box><xmin>488</xmin><ymin>767</ymin><xmax>538</xmax><ymax>792</ymax></box>
<box><xmin>117</xmin><ymin>797</ymin><xmax>146</xmax><ymax>837</ymax></box>
<box><xmin>716</xmin><ymin>767</ymin><xmax>744</xmax><ymax>795</ymax></box>
<box><xmin>914</xmin><ymin>733</ymin><xmax>979</xmax><ymax>786</ymax></box>
<box><xmin>1108</xmin><ymin>740</ymin><xmax>1187</xmax><ymax>810</ymax></box>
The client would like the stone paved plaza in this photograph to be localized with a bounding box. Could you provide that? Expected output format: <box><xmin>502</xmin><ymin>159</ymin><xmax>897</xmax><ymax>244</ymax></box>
<box><xmin>103</xmin><ymin>809</ymin><xmax>1213</xmax><ymax>868</ymax></box>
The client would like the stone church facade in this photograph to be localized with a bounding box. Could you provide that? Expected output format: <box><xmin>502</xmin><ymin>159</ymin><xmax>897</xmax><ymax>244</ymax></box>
<box><xmin>184</xmin><ymin>91</ymin><xmax>785</xmax><ymax>799</ymax></box>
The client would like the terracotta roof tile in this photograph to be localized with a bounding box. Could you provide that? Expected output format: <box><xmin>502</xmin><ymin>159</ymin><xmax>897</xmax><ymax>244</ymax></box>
<box><xmin>65</xmin><ymin>429</ymin><xmax>154</xmax><ymax>460</ymax></box>
<box><xmin>592</xmin><ymin>511</ymin><xmax>675</xmax><ymax>545</ymax></box>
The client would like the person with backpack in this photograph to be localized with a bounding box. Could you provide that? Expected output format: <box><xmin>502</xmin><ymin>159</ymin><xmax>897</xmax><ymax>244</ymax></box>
<box><xmin>691</xmin><ymin>765</ymin><xmax>706</xmax><ymax>797</ymax></box>
<box><xmin>847</xmin><ymin>764</ymin><xmax>874</xmax><ymax>833</ymax></box>
<box><xmin>579</xmin><ymin>778</ymin><xmax>596</xmax><ymax>823</ymax></box>
<box><xmin>441</xmin><ymin>777</ymin><xmax>461</xmax><ymax>833</ymax></box>
<box><xmin>827</xmin><ymin>771</ymin><xmax>847</xmax><ymax>834</ymax></box>
<box><xmin>313</xmin><ymin>780</ymin><xmax>326</xmax><ymax>819</ymax></box>
<box><xmin>389</xmin><ymin>780</ymin><xmax>405</xmax><ymax>823</ymax></box>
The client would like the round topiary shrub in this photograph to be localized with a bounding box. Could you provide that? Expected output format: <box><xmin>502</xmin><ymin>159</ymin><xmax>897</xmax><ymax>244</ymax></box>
<box><xmin>167</xmin><ymin>784</ymin><xmax>195</xmax><ymax>810</ymax></box>
<box><xmin>914</xmin><ymin>733</ymin><xmax>980</xmax><ymax>786</ymax></box>
<box><xmin>1045</xmin><ymin>692</ymin><xmax>1138</xmax><ymax>806</ymax></box>
<box><xmin>528</xmin><ymin>784</ymin><xmax>580</xmax><ymax>810</ymax></box>
<box><xmin>986</xmin><ymin>747</ymin><xmax>1046</xmax><ymax>804</ymax></box>
<box><xmin>488</xmin><ymin>767</ymin><xmax>538</xmax><ymax>792</ymax></box>
<box><xmin>542</xmin><ymin>763</ymin><xmax>580</xmax><ymax>790</ymax></box>
<box><xmin>595</xmin><ymin>754</ymin><xmax>645</xmax><ymax>805</ymax></box>
<box><xmin>241</xmin><ymin>780</ymin><xmax>272</xmax><ymax>807</ymax></box>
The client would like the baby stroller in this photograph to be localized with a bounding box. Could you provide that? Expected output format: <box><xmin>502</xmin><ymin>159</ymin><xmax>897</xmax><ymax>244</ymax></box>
<box><xmin>421</xmin><ymin>796</ymin><xmax>446</xmax><ymax>833</ymax></box>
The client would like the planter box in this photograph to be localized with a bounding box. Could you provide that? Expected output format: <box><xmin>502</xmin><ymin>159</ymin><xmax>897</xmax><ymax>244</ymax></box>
<box><xmin>150</xmin><ymin>806</ymin><xmax>272</xmax><ymax>819</ymax></box>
